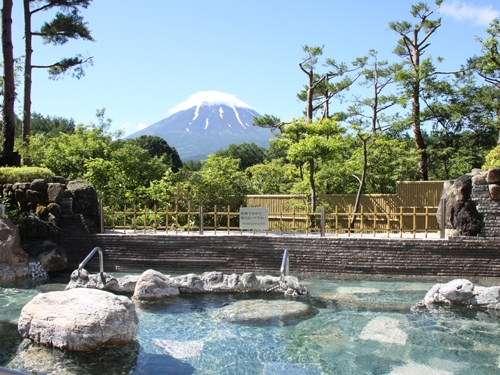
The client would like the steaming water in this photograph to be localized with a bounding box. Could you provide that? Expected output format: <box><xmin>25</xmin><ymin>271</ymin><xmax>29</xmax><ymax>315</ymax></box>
<box><xmin>1</xmin><ymin>276</ymin><xmax>500</xmax><ymax>374</ymax></box>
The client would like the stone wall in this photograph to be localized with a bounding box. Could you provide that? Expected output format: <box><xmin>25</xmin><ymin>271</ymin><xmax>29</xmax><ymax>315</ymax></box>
<box><xmin>472</xmin><ymin>169</ymin><xmax>500</xmax><ymax>237</ymax></box>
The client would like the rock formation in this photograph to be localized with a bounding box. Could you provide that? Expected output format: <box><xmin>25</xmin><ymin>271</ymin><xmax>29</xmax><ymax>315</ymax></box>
<box><xmin>24</xmin><ymin>240</ymin><xmax>67</xmax><ymax>272</ymax></box>
<box><xmin>18</xmin><ymin>288</ymin><xmax>139</xmax><ymax>351</ymax></box>
<box><xmin>66</xmin><ymin>268</ymin><xmax>309</xmax><ymax>300</ymax></box>
<box><xmin>133</xmin><ymin>269</ymin><xmax>180</xmax><ymax>301</ymax></box>
<box><xmin>66</xmin><ymin>268</ymin><xmax>139</xmax><ymax>295</ymax></box>
<box><xmin>8</xmin><ymin>339</ymin><xmax>140</xmax><ymax>374</ymax></box>
<box><xmin>438</xmin><ymin>174</ymin><xmax>483</xmax><ymax>236</ymax></box>
<box><xmin>0</xmin><ymin>216</ymin><xmax>29</xmax><ymax>279</ymax></box>
<box><xmin>66</xmin><ymin>180</ymin><xmax>99</xmax><ymax>231</ymax></box>
<box><xmin>419</xmin><ymin>279</ymin><xmax>500</xmax><ymax>309</ymax></box>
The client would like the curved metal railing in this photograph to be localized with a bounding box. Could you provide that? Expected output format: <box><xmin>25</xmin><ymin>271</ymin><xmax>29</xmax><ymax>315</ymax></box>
<box><xmin>78</xmin><ymin>247</ymin><xmax>104</xmax><ymax>274</ymax></box>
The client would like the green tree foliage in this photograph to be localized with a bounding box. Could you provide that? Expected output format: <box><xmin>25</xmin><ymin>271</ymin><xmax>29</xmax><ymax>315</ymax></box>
<box><xmin>470</xmin><ymin>18</ymin><xmax>500</xmax><ymax>90</ymax></box>
<box><xmin>298</xmin><ymin>45</ymin><xmax>367</xmax><ymax>121</ymax></box>
<box><xmin>347</xmin><ymin>50</ymin><xmax>403</xmax><ymax>134</ymax></box>
<box><xmin>85</xmin><ymin>142</ymin><xmax>168</xmax><ymax>208</ymax></box>
<box><xmin>146</xmin><ymin>155</ymin><xmax>254</xmax><ymax>212</ymax></box>
<box><xmin>30</xmin><ymin>112</ymin><xmax>76</xmax><ymax>136</ymax></box>
<box><xmin>25</xmin><ymin>126</ymin><xmax>108</xmax><ymax>179</ymax></box>
<box><xmin>483</xmin><ymin>144</ymin><xmax>500</xmax><ymax>169</ymax></box>
<box><xmin>183</xmin><ymin>160</ymin><xmax>203</xmax><ymax>171</ymax></box>
<box><xmin>421</xmin><ymin>80</ymin><xmax>499</xmax><ymax>179</ymax></box>
<box><xmin>246</xmin><ymin>158</ymin><xmax>298</xmax><ymax>194</ymax></box>
<box><xmin>215</xmin><ymin>142</ymin><xmax>266</xmax><ymax>170</ymax></box>
<box><xmin>276</xmin><ymin>118</ymin><xmax>347</xmax><ymax>212</ymax></box>
<box><xmin>128</xmin><ymin>135</ymin><xmax>183</xmax><ymax>172</ymax></box>
<box><xmin>192</xmin><ymin>155</ymin><xmax>254</xmax><ymax>209</ymax></box>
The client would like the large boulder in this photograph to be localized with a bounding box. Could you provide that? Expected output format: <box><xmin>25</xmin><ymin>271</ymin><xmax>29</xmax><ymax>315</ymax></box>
<box><xmin>66</xmin><ymin>180</ymin><xmax>99</xmax><ymax>231</ymax></box>
<box><xmin>133</xmin><ymin>269</ymin><xmax>180</xmax><ymax>301</ymax></box>
<box><xmin>18</xmin><ymin>288</ymin><xmax>139</xmax><ymax>351</ymax></box>
<box><xmin>438</xmin><ymin>175</ymin><xmax>483</xmax><ymax>236</ymax></box>
<box><xmin>0</xmin><ymin>216</ymin><xmax>29</xmax><ymax>279</ymax></box>
<box><xmin>66</xmin><ymin>268</ymin><xmax>139</xmax><ymax>295</ymax></box>
<box><xmin>24</xmin><ymin>240</ymin><xmax>67</xmax><ymax>272</ymax></box>
<box><xmin>421</xmin><ymin>279</ymin><xmax>500</xmax><ymax>309</ymax></box>
<box><xmin>7</xmin><ymin>338</ymin><xmax>140</xmax><ymax>375</ymax></box>
<box><xmin>46</xmin><ymin>182</ymin><xmax>64</xmax><ymax>203</ymax></box>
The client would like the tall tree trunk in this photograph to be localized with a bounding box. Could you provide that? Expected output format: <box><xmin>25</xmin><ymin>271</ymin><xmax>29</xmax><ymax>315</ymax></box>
<box><xmin>371</xmin><ymin>61</ymin><xmax>379</xmax><ymax>134</ymax></box>
<box><xmin>306</xmin><ymin>72</ymin><xmax>314</xmax><ymax>122</ymax></box>
<box><xmin>1</xmin><ymin>0</ymin><xmax>15</xmax><ymax>153</ymax></box>
<box><xmin>350</xmin><ymin>135</ymin><xmax>369</xmax><ymax>228</ymax></box>
<box><xmin>23</xmin><ymin>0</ymin><xmax>32</xmax><ymax>145</ymax></box>
<box><xmin>411</xmin><ymin>40</ymin><xmax>428</xmax><ymax>181</ymax></box>
<box><xmin>309</xmin><ymin>158</ymin><xmax>316</xmax><ymax>214</ymax></box>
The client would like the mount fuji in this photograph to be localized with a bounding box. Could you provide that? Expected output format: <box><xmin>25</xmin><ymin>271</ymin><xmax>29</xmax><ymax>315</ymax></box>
<box><xmin>127</xmin><ymin>91</ymin><xmax>273</xmax><ymax>161</ymax></box>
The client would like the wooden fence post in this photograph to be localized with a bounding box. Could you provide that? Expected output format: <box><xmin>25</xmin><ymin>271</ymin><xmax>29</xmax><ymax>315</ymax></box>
<box><xmin>440</xmin><ymin>198</ymin><xmax>446</xmax><ymax>239</ymax></box>
<box><xmin>199</xmin><ymin>206</ymin><xmax>204</xmax><ymax>235</ymax></box>
<box><xmin>320</xmin><ymin>206</ymin><xmax>325</xmax><ymax>237</ymax></box>
<box><xmin>99</xmin><ymin>199</ymin><xmax>104</xmax><ymax>233</ymax></box>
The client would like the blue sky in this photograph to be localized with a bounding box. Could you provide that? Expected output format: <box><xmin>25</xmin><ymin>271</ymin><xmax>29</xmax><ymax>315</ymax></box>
<box><xmin>9</xmin><ymin>0</ymin><xmax>500</xmax><ymax>136</ymax></box>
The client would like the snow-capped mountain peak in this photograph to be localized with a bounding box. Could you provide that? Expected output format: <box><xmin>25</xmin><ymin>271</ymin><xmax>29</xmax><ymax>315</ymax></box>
<box><xmin>127</xmin><ymin>91</ymin><xmax>271</xmax><ymax>161</ymax></box>
<box><xmin>168</xmin><ymin>91</ymin><xmax>254</xmax><ymax>114</ymax></box>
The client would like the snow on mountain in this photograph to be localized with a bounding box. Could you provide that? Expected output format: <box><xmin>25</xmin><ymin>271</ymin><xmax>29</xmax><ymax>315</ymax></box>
<box><xmin>127</xmin><ymin>91</ymin><xmax>272</xmax><ymax>161</ymax></box>
<box><xmin>168</xmin><ymin>91</ymin><xmax>254</xmax><ymax>114</ymax></box>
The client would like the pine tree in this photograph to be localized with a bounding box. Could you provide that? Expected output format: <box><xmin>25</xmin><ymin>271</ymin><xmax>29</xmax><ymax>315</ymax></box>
<box><xmin>22</xmin><ymin>0</ymin><xmax>94</xmax><ymax>146</ymax></box>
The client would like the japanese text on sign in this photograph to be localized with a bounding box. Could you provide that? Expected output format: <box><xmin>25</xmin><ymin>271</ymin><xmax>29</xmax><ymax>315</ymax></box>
<box><xmin>239</xmin><ymin>207</ymin><xmax>269</xmax><ymax>230</ymax></box>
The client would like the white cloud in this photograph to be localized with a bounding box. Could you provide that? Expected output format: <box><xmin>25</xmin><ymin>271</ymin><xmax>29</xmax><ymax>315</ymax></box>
<box><xmin>119</xmin><ymin>121</ymin><xmax>148</xmax><ymax>137</ymax></box>
<box><xmin>168</xmin><ymin>91</ymin><xmax>253</xmax><ymax>114</ymax></box>
<box><xmin>120</xmin><ymin>122</ymin><xmax>132</xmax><ymax>134</ymax></box>
<box><xmin>440</xmin><ymin>1</ymin><xmax>500</xmax><ymax>26</ymax></box>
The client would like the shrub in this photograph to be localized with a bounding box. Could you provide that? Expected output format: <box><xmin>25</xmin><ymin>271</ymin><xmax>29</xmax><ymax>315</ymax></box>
<box><xmin>0</xmin><ymin>166</ymin><xmax>54</xmax><ymax>184</ymax></box>
<box><xmin>482</xmin><ymin>145</ymin><xmax>500</xmax><ymax>170</ymax></box>
<box><xmin>15</xmin><ymin>211</ymin><xmax>59</xmax><ymax>241</ymax></box>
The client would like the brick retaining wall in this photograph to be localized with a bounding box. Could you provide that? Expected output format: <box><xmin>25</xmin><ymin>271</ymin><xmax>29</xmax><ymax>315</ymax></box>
<box><xmin>59</xmin><ymin>224</ymin><xmax>500</xmax><ymax>278</ymax></box>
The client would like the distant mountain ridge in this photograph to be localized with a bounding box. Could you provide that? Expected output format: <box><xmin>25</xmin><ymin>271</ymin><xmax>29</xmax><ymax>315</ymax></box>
<box><xmin>127</xmin><ymin>91</ymin><xmax>273</xmax><ymax>161</ymax></box>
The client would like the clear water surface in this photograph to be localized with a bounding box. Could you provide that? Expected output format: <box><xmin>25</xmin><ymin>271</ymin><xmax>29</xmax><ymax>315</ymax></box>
<box><xmin>1</xmin><ymin>274</ymin><xmax>500</xmax><ymax>375</ymax></box>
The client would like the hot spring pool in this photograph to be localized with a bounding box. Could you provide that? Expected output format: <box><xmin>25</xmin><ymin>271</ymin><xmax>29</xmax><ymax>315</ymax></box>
<box><xmin>2</xmin><ymin>275</ymin><xmax>500</xmax><ymax>374</ymax></box>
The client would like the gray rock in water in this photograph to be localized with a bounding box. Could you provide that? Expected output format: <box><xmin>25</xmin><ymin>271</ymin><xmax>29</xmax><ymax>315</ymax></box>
<box><xmin>133</xmin><ymin>269</ymin><xmax>179</xmax><ymax>301</ymax></box>
<box><xmin>360</xmin><ymin>316</ymin><xmax>408</xmax><ymax>345</ymax></box>
<box><xmin>212</xmin><ymin>299</ymin><xmax>317</xmax><ymax>325</ymax></box>
<box><xmin>28</xmin><ymin>260</ymin><xmax>48</xmax><ymax>282</ymax></box>
<box><xmin>263</xmin><ymin>362</ymin><xmax>322</xmax><ymax>375</ymax></box>
<box><xmin>66</xmin><ymin>269</ymin><xmax>139</xmax><ymax>295</ymax></box>
<box><xmin>388</xmin><ymin>361</ymin><xmax>453</xmax><ymax>375</ymax></box>
<box><xmin>174</xmin><ymin>273</ymin><xmax>205</xmax><ymax>293</ymax></box>
<box><xmin>8</xmin><ymin>338</ymin><xmax>140</xmax><ymax>374</ymax></box>
<box><xmin>421</xmin><ymin>279</ymin><xmax>500</xmax><ymax>309</ymax></box>
<box><xmin>24</xmin><ymin>239</ymin><xmax>67</xmax><ymax>273</ymax></box>
<box><xmin>241</xmin><ymin>272</ymin><xmax>259</xmax><ymax>288</ymax></box>
<box><xmin>0</xmin><ymin>216</ymin><xmax>29</xmax><ymax>280</ymax></box>
<box><xmin>18</xmin><ymin>288</ymin><xmax>139</xmax><ymax>351</ymax></box>
<box><xmin>66</xmin><ymin>269</ymin><xmax>309</xmax><ymax>298</ymax></box>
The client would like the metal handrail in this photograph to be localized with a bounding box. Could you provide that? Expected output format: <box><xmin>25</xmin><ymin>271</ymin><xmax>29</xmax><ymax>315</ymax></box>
<box><xmin>0</xmin><ymin>367</ymin><xmax>30</xmax><ymax>375</ymax></box>
<box><xmin>78</xmin><ymin>247</ymin><xmax>104</xmax><ymax>273</ymax></box>
<box><xmin>280</xmin><ymin>249</ymin><xmax>289</xmax><ymax>281</ymax></box>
